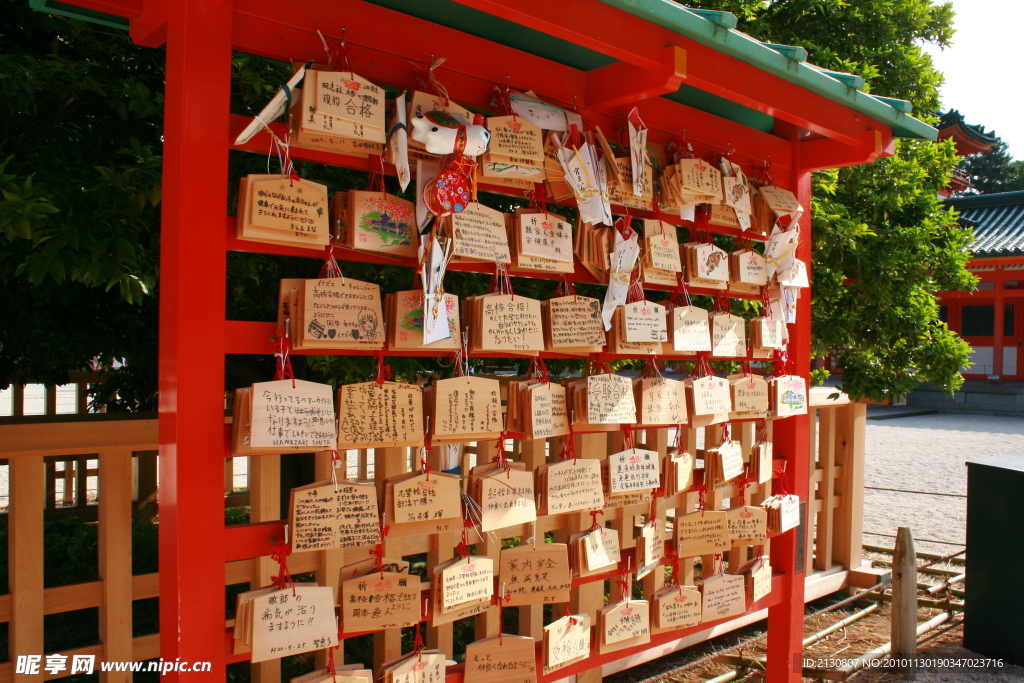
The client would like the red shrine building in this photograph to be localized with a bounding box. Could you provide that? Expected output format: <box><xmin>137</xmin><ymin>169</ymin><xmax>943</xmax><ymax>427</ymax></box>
<box><xmin>934</xmin><ymin>112</ymin><xmax>1023</xmax><ymax>382</ymax></box>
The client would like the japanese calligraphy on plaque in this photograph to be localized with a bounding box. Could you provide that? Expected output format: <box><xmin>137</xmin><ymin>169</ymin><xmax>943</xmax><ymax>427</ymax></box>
<box><xmin>337</xmin><ymin>381</ymin><xmax>423</xmax><ymax>449</ymax></box>
<box><xmin>607</xmin><ymin>449</ymin><xmax>660</xmax><ymax>492</ymax></box>
<box><xmin>543</xmin><ymin>459</ymin><xmax>604</xmax><ymax>514</ymax></box>
<box><xmin>499</xmin><ymin>543</ymin><xmax>572</xmax><ymax>605</ymax></box>
<box><xmin>249</xmin><ymin>379</ymin><xmax>337</xmax><ymax>450</ymax></box>
<box><xmin>587</xmin><ymin>373</ymin><xmax>637</xmax><ymax>424</ymax></box>
<box><xmin>289</xmin><ymin>480</ymin><xmax>379</xmax><ymax>553</ymax></box>
<box><xmin>250</xmin><ymin>586</ymin><xmax>337</xmax><ymax>663</ymax></box>
<box><xmin>340</xmin><ymin>571</ymin><xmax>421</xmax><ymax>632</ymax></box>
<box><xmin>676</xmin><ymin>511</ymin><xmax>731</xmax><ymax>557</ymax></box>
<box><xmin>464</xmin><ymin>635</ymin><xmax>538</xmax><ymax>683</ymax></box>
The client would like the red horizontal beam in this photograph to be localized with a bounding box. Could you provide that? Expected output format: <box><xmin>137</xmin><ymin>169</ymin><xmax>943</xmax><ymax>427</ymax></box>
<box><xmin>227</xmin><ymin>2</ymin><xmax>794</xmax><ymax>168</ymax></box>
<box><xmin>450</xmin><ymin>0</ymin><xmax>870</xmax><ymax>145</ymax></box>
<box><xmin>224</xmin><ymin>520</ymin><xmax>287</xmax><ymax>563</ymax></box>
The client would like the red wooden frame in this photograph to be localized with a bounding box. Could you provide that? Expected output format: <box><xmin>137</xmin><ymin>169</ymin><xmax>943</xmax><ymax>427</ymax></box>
<box><xmin>51</xmin><ymin>0</ymin><xmax>907</xmax><ymax>679</ymax></box>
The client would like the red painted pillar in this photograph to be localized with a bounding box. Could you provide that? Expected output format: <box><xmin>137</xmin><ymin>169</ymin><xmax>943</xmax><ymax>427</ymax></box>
<box><xmin>157</xmin><ymin>0</ymin><xmax>232</xmax><ymax>678</ymax></box>
<box><xmin>765</xmin><ymin>133</ymin><xmax>812</xmax><ymax>683</ymax></box>
<box><xmin>993</xmin><ymin>266</ymin><xmax>1005</xmax><ymax>378</ymax></box>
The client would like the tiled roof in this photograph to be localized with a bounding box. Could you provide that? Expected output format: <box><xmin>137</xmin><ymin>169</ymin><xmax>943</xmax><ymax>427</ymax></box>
<box><xmin>946</xmin><ymin>191</ymin><xmax>1024</xmax><ymax>258</ymax></box>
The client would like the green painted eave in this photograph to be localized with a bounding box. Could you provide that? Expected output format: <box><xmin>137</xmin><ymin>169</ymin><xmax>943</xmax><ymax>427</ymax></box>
<box><xmin>599</xmin><ymin>0</ymin><xmax>937</xmax><ymax>141</ymax></box>
<box><xmin>29</xmin><ymin>0</ymin><xmax>128</xmax><ymax>29</ymax></box>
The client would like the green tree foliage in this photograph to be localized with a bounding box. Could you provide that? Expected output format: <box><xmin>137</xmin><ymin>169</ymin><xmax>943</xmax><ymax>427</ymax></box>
<box><xmin>958</xmin><ymin>137</ymin><xmax>1024</xmax><ymax>195</ymax></box>
<box><xmin>694</xmin><ymin>0</ymin><xmax>975</xmax><ymax>401</ymax></box>
<box><xmin>0</xmin><ymin>3</ymin><xmax>163</xmax><ymax>405</ymax></box>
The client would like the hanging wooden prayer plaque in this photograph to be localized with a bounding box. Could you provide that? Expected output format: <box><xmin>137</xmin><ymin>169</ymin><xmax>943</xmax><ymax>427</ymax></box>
<box><xmin>644</xmin><ymin>220</ymin><xmax>682</xmax><ymax>272</ymax></box>
<box><xmin>740</xmin><ymin>557</ymin><xmax>773</xmax><ymax>603</ymax></box>
<box><xmin>726</xmin><ymin>506</ymin><xmax>768</xmax><ymax>545</ymax></box>
<box><xmin>570</xmin><ymin>526</ymin><xmax>621</xmax><ymax>575</ymax></box>
<box><xmin>436</xmin><ymin>556</ymin><xmax>495</xmax><ymax>613</ymax></box>
<box><xmin>336</xmin><ymin>381</ymin><xmax>424</xmax><ymax>449</ymax></box>
<box><xmin>474</xmin><ymin>293</ymin><xmax>545</xmax><ymax>354</ymax></box>
<box><xmin>307</xmin><ymin>71</ymin><xmax>386</xmax><ymax>140</ymax></box>
<box><xmin>524</xmin><ymin>381</ymin><xmax>570</xmax><ymax>439</ymax></box>
<box><xmin>428</xmin><ymin>376</ymin><xmax>503</xmax><ymax>442</ymax></box>
<box><xmin>339</xmin><ymin>571</ymin><xmax>422</xmax><ymax>633</ymax></box>
<box><xmin>652</xmin><ymin>585</ymin><xmax>701</xmax><ymax>631</ymax></box>
<box><xmin>245</xmin><ymin>379</ymin><xmax>337</xmax><ymax>452</ymax></box>
<box><xmin>751</xmin><ymin>317</ymin><xmax>785</xmax><ymax>350</ymax></box>
<box><xmin>346</xmin><ymin>190</ymin><xmax>418</xmax><ymax>259</ymax></box>
<box><xmin>700</xmin><ymin>573</ymin><xmax>747</xmax><ymax>621</ymax></box>
<box><xmin>600</xmin><ymin>459</ymin><xmax>653</xmax><ymax>509</ymax></box>
<box><xmin>598</xmin><ymin>600</ymin><xmax>651</xmax><ymax>653</ymax></box>
<box><xmin>636</xmin><ymin>519</ymin><xmax>663</xmax><ymax>580</ymax></box>
<box><xmin>770</xmin><ymin>375</ymin><xmax>808</xmax><ymax>417</ymax></box>
<box><xmin>238</xmin><ymin>174</ymin><xmax>331</xmax><ymax>249</ymax></box>
<box><xmin>672</xmin><ymin>306</ymin><xmax>712</xmax><ymax>352</ymax></box>
<box><xmin>518</xmin><ymin>212</ymin><xmax>573</xmax><ymax>262</ymax></box>
<box><xmin>662</xmin><ymin>448</ymin><xmax>694</xmax><ymax>496</ymax></box>
<box><xmin>758</xmin><ymin>185</ymin><xmax>803</xmax><ymax>216</ymax></box>
<box><xmin>710</xmin><ymin>312</ymin><xmax>746</xmax><ymax>358</ymax></box>
<box><xmin>249</xmin><ymin>586</ymin><xmax>337</xmax><ymax>663</ymax></box>
<box><xmin>386</xmin><ymin>291</ymin><xmax>461</xmax><ymax>350</ymax></box>
<box><xmin>450</xmin><ymin>203</ymin><xmax>512</xmax><ymax>263</ymax></box>
<box><xmin>286</xmin><ymin>277</ymin><xmax>385</xmax><ymax>349</ymax></box>
<box><xmin>499</xmin><ymin>543</ymin><xmax>572</xmax><ymax>605</ymax></box>
<box><xmin>622</xmin><ymin>300</ymin><xmax>668</xmax><ymax>343</ymax></box>
<box><xmin>339</xmin><ymin>556</ymin><xmax>410</xmax><ymax>582</ymax></box>
<box><xmin>675</xmin><ymin>511</ymin><xmax>731</xmax><ymax>558</ymax></box>
<box><xmin>543</xmin><ymin>613</ymin><xmax>592</xmax><ymax>674</ymax></box>
<box><xmin>383</xmin><ymin>651</ymin><xmax>447</xmax><ymax>683</ymax></box>
<box><xmin>388</xmin><ymin>471</ymin><xmax>462</xmax><ymax>527</ymax></box>
<box><xmin>586</xmin><ymin>373</ymin><xmax>637</xmax><ymax>424</ymax></box>
<box><xmin>687</xmin><ymin>375</ymin><xmax>732</xmax><ymax>416</ymax></box>
<box><xmin>729</xmin><ymin>374</ymin><xmax>769</xmax><ymax>419</ymax></box>
<box><xmin>607</xmin><ymin>449</ymin><xmax>661</xmax><ymax>492</ymax></box>
<box><xmin>464</xmin><ymin>634</ymin><xmax>539</xmax><ymax>683</ymax></box>
<box><xmin>753</xmin><ymin>442</ymin><xmax>773</xmax><ymax>485</ymax></box>
<box><xmin>542</xmin><ymin>458</ymin><xmax>604</xmax><ymax>514</ymax></box>
<box><xmin>544</xmin><ymin>295</ymin><xmax>605</xmax><ymax>352</ymax></box>
<box><xmin>635</xmin><ymin>377</ymin><xmax>688</xmax><ymax>425</ymax></box>
<box><xmin>289</xmin><ymin>480</ymin><xmax>380</xmax><ymax>553</ymax></box>
<box><xmin>475</xmin><ymin>467</ymin><xmax>536</xmax><ymax>532</ymax></box>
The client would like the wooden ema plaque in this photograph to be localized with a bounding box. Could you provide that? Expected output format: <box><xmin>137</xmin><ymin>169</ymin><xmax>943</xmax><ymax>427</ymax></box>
<box><xmin>677</xmin><ymin>158</ymin><xmax>723</xmax><ymax>200</ymax></box>
<box><xmin>386</xmin><ymin>291</ymin><xmax>461</xmax><ymax>350</ymax></box>
<box><xmin>607</xmin><ymin>448</ymin><xmax>660</xmax><ymax>492</ymax></box>
<box><xmin>598</xmin><ymin>600</ymin><xmax>651</xmax><ymax>653</ymax></box>
<box><xmin>467</xmin><ymin>293</ymin><xmax>545</xmax><ymax>355</ymax></box>
<box><xmin>427</xmin><ymin>376</ymin><xmax>503</xmax><ymax>443</ymax></box>
<box><xmin>339</xmin><ymin>571</ymin><xmax>422</xmax><ymax>633</ymax></box>
<box><xmin>345</xmin><ymin>190</ymin><xmax>418</xmax><ymax>259</ymax></box>
<box><xmin>622</xmin><ymin>300</ymin><xmax>668</xmax><ymax>343</ymax></box>
<box><xmin>464</xmin><ymin>634</ymin><xmax>538</xmax><ymax>683</ymax></box>
<box><xmin>239</xmin><ymin>380</ymin><xmax>337</xmax><ymax>453</ymax></box>
<box><xmin>516</xmin><ymin>211</ymin><xmax>573</xmax><ymax>262</ymax></box>
<box><xmin>687</xmin><ymin>375</ymin><xmax>732</xmax><ymax>417</ymax></box>
<box><xmin>289</xmin><ymin>480</ymin><xmax>380</xmax><ymax>553</ymax></box>
<box><xmin>450</xmin><ymin>202</ymin><xmax>512</xmax><ymax>263</ymax></box>
<box><xmin>544</xmin><ymin>294</ymin><xmax>606</xmax><ymax>352</ymax></box>
<box><xmin>684</xmin><ymin>243</ymin><xmax>730</xmax><ymax>289</ymax></box>
<box><xmin>601</xmin><ymin>459</ymin><xmax>653</xmax><ymax>509</ymax></box>
<box><xmin>700</xmin><ymin>573</ymin><xmax>747</xmax><ymax>622</ymax></box>
<box><xmin>751</xmin><ymin>316</ymin><xmax>785</xmax><ymax>350</ymax></box>
<box><xmin>704</xmin><ymin>439</ymin><xmax>744</xmax><ymax>487</ymax></box>
<box><xmin>434</xmin><ymin>556</ymin><xmax>495</xmax><ymax>613</ymax></box>
<box><xmin>652</xmin><ymin>585</ymin><xmax>701</xmax><ymax>631</ymax></box>
<box><xmin>643</xmin><ymin>220</ymin><xmax>682</xmax><ymax>272</ymax></box>
<box><xmin>569</xmin><ymin>526</ymin><xmax>621</xmax><ymax>576</ymax></box>
<box><xmin>753</xmin><ymin>442</ymin><xmax>773</xmax><ymax>485</ymax></box>
<box><xmin>292</xmin><ymin>667</ymin><xmax>373</xmax><ymax>683</ymax></box>
<box><xmin>382</xmin><ymin>651</ymin><xmax>447</xmax><ymax>683</ymax></box>
<box><xmin>662</xmin><ymin>448</ymin><xmax>694</xmax><ymax>496</ymax></box>
<box><xmin>729</xmin><ymin>374</ymin><xmax>768</xmax><ymax>419</ymax></box>
<box><xmin>672</xmin><ymin>306</ymin><xmax>712</xmax><ymax>352</ymax></box>
<box><xmin>608</xmin><ymin>157</ymin><xmax>652</xmax><ymax>210</ymax></box>
<box><xmin>540</xmin><ymin>458</ymin><xmax>604</xmax><ymax>514</ymax></box>
<box><xmin>738</xmin><ymin>557</ymin><xmax>772</xmax><ymax>603</ymax></box>
<box><xmin>339</xmin><ymin>556</ymin><xmax>410</xmax><ymax>583</ymax></box>
<box><xmin>499</xmin><ymin>543</ymin><xmax>572</xmax><ymax>605</ymax></box>
<box><xmin>543</xmin><ymin>613</ymin><xmax>592</xmax><ymax>674</ymax></box>
<box><xmin>762</xmin><ymin>493</ymin><xmax>800</xmax><ymax>532</ymax></box>
<box><xmin>237</xmin><ymin>174</ymin><xmax>330</xmax><ymax>250</ymax></box>
<box><xmin>387</xmin><ymin>471</ymin><xmax>462</xmax><ymax>532</ymax></box>
<box><xmin>726</xmin><ymin>506</ymin><xmax>768</xmax><ymax>544</ymax></box>
<box><xmin>337</xmin><ymin>381</ymin><xmax>424</xmax><ymax>449</ymax></box>
<box><xmin>247</xmin><ymin>585</ymin><xmax>337</xmax><ymax>663</ymax></box>
<box><xmin>770</xmin><ymin>375</ymin><xmax>808</xmax><ymax>417</ymax></box>
<box><xmin>710</xmin><ymin>312</ymin><xmax>746</xmax><ymax>358</ymax></box>
<box><xmin>233</xmin><ymin>583</ymin><xmax>312</xmax><ymax>655</ymax></box>
<box><xmin>473</xmin><ymin>466</ymin><xmax>536</xmax><ymax>532</ymax></box>
<box><xmin>278</xmin><ymin>277</ymin><xmax>385</xmax><ymax>350</ymax></box>
<box><xmin>482</xmin><ymin>115</ymin><xmax>544</xmax><ymax>178</ymax></box>
<box><xmin>525</xmin><ymin>381</ymin><xmax>570</xmax><ymax>439</ymax></box>
<box><xmin>635</xmin><ymin>519</ymin><xmax>663</xmax><ymax>580</ymax></box>
<box><xmin>675</xmin><ymin>511</ymin><xmax>730</xmax><ymax>558</ymax></box>
<box><xmin>586</xmin><ymin>373</ymin><xmax>637</xmax><ymax>424</ymax></box>
<box><xmin>301</xmin><ymin>71</ymin><xmax>386</xmax><ymax>145</ymax></box>
<box><xmin>635</xmin><ymin>377</ymin><xmax>688</xmax><ymax>425</ymax></box>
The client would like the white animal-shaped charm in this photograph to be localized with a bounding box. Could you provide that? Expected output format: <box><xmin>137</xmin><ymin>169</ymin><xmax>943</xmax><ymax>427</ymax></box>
<box><xmin>410</xmin><ymin>111</ymin><xmax>490</xmax><ymax>157</ymax></box>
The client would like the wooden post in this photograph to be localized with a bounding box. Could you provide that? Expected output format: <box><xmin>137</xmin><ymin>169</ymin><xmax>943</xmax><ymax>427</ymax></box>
<box><xmin>9</xmin><ymin>455</ymin><xmax>44</xmax><ymax>682</ymax></box>
<box><xmin>892</xmin><ymin>526</ymin><xmax>918</xmax><ymax>680</ymax></box>
<box><xmin>44</xmin><ymin>386</ymin><xmax>57</xmax><ymax>416</ymax></box>
<box><xmin>314</xmin><ymin>450</ymin><xmax>347</xmax><ymax>669</ymax></box>
<box><xmin>136</xmin><ymin>451</ymin><xmax>158</xmax><ymax>518</ymax></box>
<box><xmin>833</xmin><ymin>403</ymin><xmax>866</xmax><ymax>573</ymax></box>
<box><xmin>518</xmin><ymin>438</ymin><xmax>548</xmax><ymax>639</ymax></box>
<box><xmin>814</xmin><ymin>407</ymin><xmax>837</xmax><ymax>571</ymax></box>
<box><xmin>12</xmin><ymin>383</ymin><xmax>24</xmax><ymax>417</ymax></box>
<box><xmin>98</xmin><ymin>450</ymin><xmax>134</xmax><ymax>682</ymax></box>
<box><xmin>571</xmin><ymin>432</ymin><xmax>607</xmax><ymax>683</ymax></box>
<box><xmin>249</xmin><ymin>453</ymin><xmax>281</xmax><ymax>683</ymax></box>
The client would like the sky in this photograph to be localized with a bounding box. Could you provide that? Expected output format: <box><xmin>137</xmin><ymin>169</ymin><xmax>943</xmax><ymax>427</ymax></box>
<box><xmin>921</xmin><ymin>0</ymin><xmax>1024</xmax><ymax>158</ymax></box>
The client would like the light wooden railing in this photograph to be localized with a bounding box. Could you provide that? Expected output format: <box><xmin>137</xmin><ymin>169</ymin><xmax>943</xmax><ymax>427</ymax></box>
<box><xmin>0</xmin><ymin>389</ymin><xmax>864</xmax><ymax>682</ymax></box>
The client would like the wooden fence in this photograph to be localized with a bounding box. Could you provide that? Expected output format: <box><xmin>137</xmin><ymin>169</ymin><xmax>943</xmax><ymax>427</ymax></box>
<box><xmin>0</xmin><ymin>388</ymin><xmax>865</xmax><ymax>682</ymax></box>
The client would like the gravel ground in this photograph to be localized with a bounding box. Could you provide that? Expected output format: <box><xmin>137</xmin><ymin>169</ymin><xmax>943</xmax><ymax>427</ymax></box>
<box><xmin>862</xmin><ymin>413</ymin><xmax>1024</xmax><ymax>554</ymax></box>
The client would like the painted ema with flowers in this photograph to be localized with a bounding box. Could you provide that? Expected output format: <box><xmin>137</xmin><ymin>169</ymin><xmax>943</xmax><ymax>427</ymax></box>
<box><xmin>347</xmin><ymin>190</ymin><xmax>418</xmax><ymax>259</ymax></box>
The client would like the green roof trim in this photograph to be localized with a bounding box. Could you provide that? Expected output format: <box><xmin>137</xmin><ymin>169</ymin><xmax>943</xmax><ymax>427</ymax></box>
<box><xmin>29</xmin><ymin>0</ymin><xmax>128</xmax><ymax>29</ymax></box>
<box><xmin>760</xmin><ymin>43</ymin><xmax>808</xmax><ymax>62</ymax></box>
<box><xmin>599</xmin><ymin>0</ymin><xmax>937</xmax><ymax>141</ymax></box>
